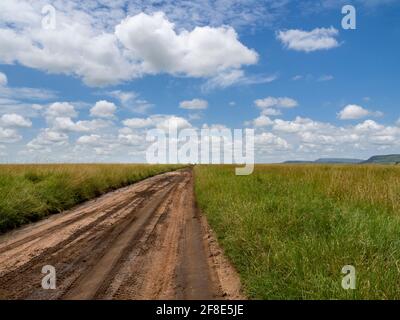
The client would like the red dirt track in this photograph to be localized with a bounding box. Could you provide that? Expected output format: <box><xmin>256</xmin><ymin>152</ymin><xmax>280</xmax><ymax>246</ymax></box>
<box><xmin>0</xmin><ymin>168</ymin><xmax>243</xmax><ymax>300</ymax></box>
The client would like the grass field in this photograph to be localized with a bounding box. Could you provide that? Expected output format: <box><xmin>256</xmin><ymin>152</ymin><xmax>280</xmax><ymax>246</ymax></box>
<box><xmin>194</xmin><ymin>164</ymin><xmax>400</xmax><ymax>299</ymax></box>
<box><xmin>0</xmin><ymin>164</ymin><xmax>182</xmax><ymax>233</ymax></box>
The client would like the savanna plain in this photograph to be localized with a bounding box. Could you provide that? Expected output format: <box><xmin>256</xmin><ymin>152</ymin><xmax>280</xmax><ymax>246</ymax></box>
<box><xmin>1</xmin><ymin>163</ymin><xmax>400</xmax><ymax>299</ymax></box>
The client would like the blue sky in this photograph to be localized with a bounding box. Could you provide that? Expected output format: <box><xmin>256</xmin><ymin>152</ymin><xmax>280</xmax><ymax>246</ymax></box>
<box><xmin>0</xmin><ymin>0</ymin><xmax>399</xmax><ymax>163</ymax></box>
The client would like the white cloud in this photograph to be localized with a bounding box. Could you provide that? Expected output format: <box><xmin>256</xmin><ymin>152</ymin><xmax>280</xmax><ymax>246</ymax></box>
<box><xmin>90</xmin><ymin>100</ymin><xmax>117</xmax><ymax>118</ymax></box>
<box><xmin>51</xmin><ymin>117</ymin><xmax>89</xmax><ymax>132</ymax></box>
<box><xmin>123</xmin><ymin>0</ymin><xmax>286</xmax><ymax>30</ymax></box>
<box><xmin>115</xmin><ymin>12</ymin><xmax>258</xmax><ymax>78</ymax></box>
<box><xmin>277</xmin><ymin>27</ymin><xmax>340</xmax><ymax>52</ymax></box>
<box><xmin>202</xmin><ymin>69</ymin><xmax>276</xmax><ymax>91</ymax></box>
<box><xmin>46</xmin><ymin>115</ymin><xmax>110</xmax><ymax>133</ymax></box>
<box><xmin>0</xmin><ymin>72</ymin><xmax>7</xmax><ymax>86</ymax></box>
<box><xmin>299</xmin><ymin>131</ymin><xmax>336</xmax><ymax>145</ymax></box>
<box><xmin>0</xmin><ymin>127</ymin><xmax>21</xmax><ymax>143</ymax></box>
<box><xmin>106</xmin><ymin>90</ymin><xmax>153</xmax><ymax>114</ymax></box>
<box><xmin>0</xmin><ymin>85</ymin><xmax>56</xmax><ymax>101</ymax></box>
<box><xmin>318</xmin><ymin>75</ymin><xmax>334</xmax><ymax>81</ymax></box>
<box><xmin>255</xmin><ymin>97</ymin><xmax>298</xmax><ymax>109</ymax></box>
<box><xmin>123</xmin><ymin>117</ymin><xmax>154</xmax><ymax>129</ymax></box>
<box><xmin>155</xmin><ymin>116</ymin><xmax>192</xmax><ymax>131</ymax></box>
<box><xmin>272</xmin><ymin>117</ymin><xmax>332</xmax><ymax>133</ymax></box>
<box><xmin>302</xmin><ymin>0</ymin><xmax>396</xmax><ymax>12</ymax></box>
<box><xmin>32</xmin><ymin>104</ymin><xmax>43</xmax><ymax>111</ymax></box>
<box><xmin>203</xmin><ymin>70</ymin><xmax>244</xmax><ymax>90</ymax></box>
<box><xmin>107</xmin><ymin>90</ymin><xmax>137</xmax><ymax>106</ymax></box>
<box><xmin>0</xmin><ymin>19</ymin><xmax>134</xmax><ymax>87</ymax></box>
<box><xmin>354</xmin><ymin>119</ymin><xmax>384</xmax><ymax>131</ymax></box>
<box><xmin>118</xmin><ymin>128</ymin><xmax>142</xmax><ymax>146</ymax></box>
<box><xmin>94</xmin><ymin>147</ymin><xmax>112</xmax><ymax>156</ymax></box>
<box><xmin>46</xmin><ymin>102</ymin><xmax>77</xmax><ymax>118</ymax></box>
<box><xmin>338</xmin><ymin>104</ymin><xmax>383</xmax><ymax>120</ymax></box>
<box><xmin>245</xmin><ymin>114</ymin><xmax>400</xmax><ymax>162</ymax></box>
<box><xmin>1</xmin><ymin>113</ymin><xmax>32</xmax><ymax>128</ymax></box>
<box><xmin>0</xmin><ymin>144</ymin><xmax>6</xmax><ymax>157</ymax></box>
<box><xmin>252</xmin><ymin>115</ymin><xmax>273</xmax><ymax>127</ymax></box>
<box><xmin>255</xmin><ymin>132</ymin><xmax>290</xmax><ymax>150</ymax></box>
<box><xmin>261</xmin><ymin>108</ymin><xmax>282</xmax><ymax>116</ymax></box>
<box><xmin>180</xmin><ymin>99</ymin><xmax>208</xmax><ymax>110</ymax></box>
<box><xmin>370</xmin><ymin>135</ymin><xmax>396</xmax><ymax>145</ymax></box>
<box><xmin>0</xmin><ymin>6</ymin><xmax>259</xmax><ymax>87</ymax></box>
<box><xmin>77</xmin><ymin>134</ymin><xmax>102</xmax><ymax>146</ymax></box>
<box><xmin>27</xmin><ymin>128</ymin><xmax>68</xmax><ymax>150</ymax></box>
<box><xmin>123</xmin><ymin>115</ymin><xmax>192</xmax><ymax>131</ymax></box>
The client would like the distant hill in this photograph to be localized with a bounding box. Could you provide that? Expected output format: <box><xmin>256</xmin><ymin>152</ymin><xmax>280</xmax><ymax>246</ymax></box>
<box><xmin>283</xmin><ymin>158</ymin><xmax>363</xmax><ymax>164</ymax></box>
<box><xmin>362</xmin><ymin>154</ymin><xmax>400</xmax><ymax>164</ymax></box>
<box><xmin>315</xmin><ymin>158</ymin><xmax>363</xmax><ymax>164</ymax></box>
<box><xmin>283</xmin><ymin>154</ymin><xmax>400</xmax><ymax>165</ymax></box>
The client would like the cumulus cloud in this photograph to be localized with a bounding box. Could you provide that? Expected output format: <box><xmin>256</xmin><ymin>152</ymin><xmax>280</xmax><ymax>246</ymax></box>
<box><xmin>77</xmin><ymin>134</ymin><xmax>102</xmax><ymax>146</ymax></box>
<box><xmin>0</xmin><ymin>7</ymin><xmax>258</xmax><ymax>87</ymax></box>
<box><xmin>276</xmin><ymin>27</ymin><xmax>340</xmax><ymax>52</ymax></box>
<box><xmin>123</xmin><ymin>115</ymin><xmax>192</xmax><ymax>131</ymax></box>
<box><xmin>0</xmin><ymin>85</ymin><xmax>56</xmax><ymax>103</ymax></box>
<box><xmin>47</xmin><ymin>115</ymin><xmax>110</xmax><ymax>133</ymax></box>
<box><xmin>272</xmin><ymin>116</ymin><xmax>331</xmax><ymax>133</ymax></box>
<box><xmin>1</xmin><ymin>113</ymin><xmax>32</xmax><ymax>128</ymax></box>
<box><xmin>202</xmin><ymin>69</ymin><xmax>276</xmax><ymax>91</ymax></box>
<box><xmin>252</xmin><ymin>115</ymin><xmax>273</xmax><ymax>127</ymax></box>
<box><xmin>123</xmin><ymin>117</ymin><xmax>154</xmax><ymax>129</ymax></box>
<box><xmin>0</xmin><ymin>72</ymin><xmax>7</xmax><ymax>86</ymax></box>
<box><xmin>245</xmin><ymin>101</ymin><xmax>377</xmax><ymax>158</ymax></box>
<box><xmin>51</xmin><ymin>117</ymin><xmax>88</xmax><ymax>132</ymax></box>
<box><xmin>106</xmin><ymin>90</ymin><xmax>153</xmax><ymax>114</ymax></box>
<box><xmin>261</xmin><ymin>108</ymin><xmax>282</xmax><ymax>116</ymax></box>
<box><xmin>179</xmin><ymin>99</ymin><xmax>208</xmax><ymax>110</ymax></box>
<box><xmin>115</xmin><ymin>12</ymin><xmax>258</xmax><ymax>77</ymax></box>
<box><xmin>245</xmin><ymin>113</ymin><xmax>400</xmax><ymax>162</ymax></box>
<box><xmin>107</xmin><ymin>91</ymin><xmax>137</xmax><ymax>106</ymax></box>
<box><xmin>118</xmin><ymin>128</ymin><xmax>143</xmax><ymax>146</ymax></box>
<box><xmin>46</xmin><ymin>102</ymin><xmax>77</xmax><ymax>119</ymax></box>
<box><xmin>90</xmin><ymin>100</ymin><xmax>117</xmax><ymax>118</ymax></box>
<box><xmin>0</xmin><ymin>127</ymin><xmax>21</xmax><ymax>143</ymax></box>
<box><xmin>27</xmin><ymin>129</ymin><xmax>68</xmax><ymax>150</ymax></box>
<box><xmin>354</xmin><ymin>119</ymin><xmax>384</xmax><ymax>131</ymax></box>
<box><xmin>338</xmin><ymin>104</ymin><xmax>383</xmax><ymax>120</ymax></box>
<box><xmin>155</xmin><ymin>116</ymin><xmax>192</xmax><ymax>131</ymax></box>
<box><xmin>255</xmin><ymin>97</ymin><xmax>298</xmax><ymax>109</ymax></box>
<box><xmin>255</xmin><ymin>132</ymin><xmax>290</xmax><ymax>150</ymax></box>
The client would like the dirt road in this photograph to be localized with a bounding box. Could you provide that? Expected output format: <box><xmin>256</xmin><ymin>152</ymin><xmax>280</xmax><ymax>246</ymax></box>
<box><xmin>0</xmin><ymin>168</ymin><xmax>242</xmax><ymax>300</ymax></box>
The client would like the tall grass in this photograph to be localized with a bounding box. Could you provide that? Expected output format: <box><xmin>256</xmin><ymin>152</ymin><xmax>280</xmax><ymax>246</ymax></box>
<box><xmin>195</xmin><ymin>164</ymin><xmax>400</xmax><ymax>299</ymax></box>
<box><xmin>0</xmin><ymin>164</ymin><xmax>182</xmax><ymax>233</ymax></box>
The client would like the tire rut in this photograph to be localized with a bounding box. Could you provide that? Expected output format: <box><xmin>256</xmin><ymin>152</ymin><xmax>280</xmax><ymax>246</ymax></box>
<box><xmin>0</xmin><ymin>168</ymin><xmax>243</xmax><ymax>300</ymax></box>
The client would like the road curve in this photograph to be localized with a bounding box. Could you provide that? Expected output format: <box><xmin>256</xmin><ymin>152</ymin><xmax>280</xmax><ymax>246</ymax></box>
<box><xmin>0</xmin><ymin>168</ymin><xmax>242</xmax><ymax>300</ymax></box>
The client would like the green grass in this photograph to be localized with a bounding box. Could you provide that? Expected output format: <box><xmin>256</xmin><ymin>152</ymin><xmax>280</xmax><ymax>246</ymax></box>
<box><xmin>0</xmin><ymin>164</ymin><xmax>182</xmax><ymax>233</ymax></box>
<box><xmin>194</xmin><ymin>164</ymin><xmax>400</xmax><ymax>299</ymax></box>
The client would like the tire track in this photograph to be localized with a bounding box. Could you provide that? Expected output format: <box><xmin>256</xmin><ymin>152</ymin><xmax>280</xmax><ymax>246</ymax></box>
<box><xmin>0</xmin><ymin>168</ymin><xmax>243</xmax><ymax>300</ymax></box>
<box><xmin>63</xmin><ymin>180</ymin><xmax>180</xmax><ymax>300</ymax></box>
<box><xmin>0</xmin><ymin>172</ymin><xmax>178</xmax><ymax>299</ymax></box>
<box><xmin>0</xmin><ymin>175</ymin><xmax>173</xmax><ymax>255</ymax></box>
